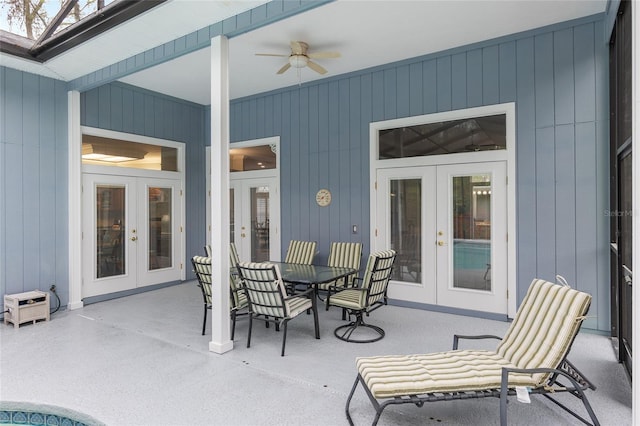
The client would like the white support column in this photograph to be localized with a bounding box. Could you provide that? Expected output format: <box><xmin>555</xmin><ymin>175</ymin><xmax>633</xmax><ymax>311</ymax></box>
<box><xmin>209</xmin><ymin>35</ymin><xmax>233</xmax><ymax>354</ymax></box>
<box><xmin>67</xmin><ymin>91</ymin><xmax>84</xmax><ymax>310</ymax></box>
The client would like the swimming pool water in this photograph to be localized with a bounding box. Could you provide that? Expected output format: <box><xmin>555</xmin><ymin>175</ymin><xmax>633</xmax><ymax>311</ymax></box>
<box><xmin>453</xmin><ymin>239</ymin><xmax>490</xmax><ymax>270</ymax></box>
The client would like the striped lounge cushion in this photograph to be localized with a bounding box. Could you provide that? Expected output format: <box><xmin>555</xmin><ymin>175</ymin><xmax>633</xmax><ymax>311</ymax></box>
<box><xmin>356</xmin><ymin>279</ymin><xmax>591</xmax><ymax>399</ymax></box>
<box><xmin>356</xmin><ymin>350</ymin><xmax>536</xmax><ymax>399</ymax></box>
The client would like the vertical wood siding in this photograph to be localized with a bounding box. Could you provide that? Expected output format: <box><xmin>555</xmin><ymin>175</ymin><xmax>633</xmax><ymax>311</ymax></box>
<box><xmin>0</xmin><ymin>67</ymin><xmax>68</xmax><ymax>309</ymax></box>
<box><xmin>1</xmin><ymin>15</ymin><xmax>610</xmax><ymax>331</ymax></box>
<box><xmin>81</xmin><ymin>83</ymin><xmax>207</xmax><ymax>277</ymax></box>
<box><xmin>229</xmin><ymin>18</ymin><xmax>609</xmax><ymax>330</ymax></box>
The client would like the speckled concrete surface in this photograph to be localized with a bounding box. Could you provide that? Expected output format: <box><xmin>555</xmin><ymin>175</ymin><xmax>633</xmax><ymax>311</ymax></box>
<box><xmin>0</xmin><ymin>282</ymin><xmax>632</xmax><ymax>425</ymax></box>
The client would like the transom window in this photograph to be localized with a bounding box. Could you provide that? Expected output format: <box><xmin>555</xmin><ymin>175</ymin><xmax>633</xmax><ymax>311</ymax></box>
<box><xmin>378</xmin><ymin>114</ymin><xmax>506</xmax><ymax>160</ymax></box>
<box><xmin>82</xmin><ymin>134</ymin><xmax>178</xmax><ymax>171</ymax></box>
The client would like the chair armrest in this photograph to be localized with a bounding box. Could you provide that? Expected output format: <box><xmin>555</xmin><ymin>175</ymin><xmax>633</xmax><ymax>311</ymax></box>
<box><xmin>326</xmin><ymin>275</ymin><xmax>361</xmax><ymax>296</ymax></box>
<box><xmin>452</xmin><ymin>334</ymin><xmax>502</xmax><ymax>349</ymax></box>
<box><xmin>350</xmin><ymin>276</ymin><xmax>364</xmax><ymax>288</ymax></box>
<box><xmin>284</xmin><ymin>286</ymin><xmax>314</xmax><ymax>299</ymax></box>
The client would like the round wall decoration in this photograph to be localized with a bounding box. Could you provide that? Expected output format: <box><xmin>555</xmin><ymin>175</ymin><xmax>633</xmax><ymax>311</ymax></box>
<box><xmin>315</xmin><ymin>188</ymin><xmax>332</xmax><ymax>206</ymax></box>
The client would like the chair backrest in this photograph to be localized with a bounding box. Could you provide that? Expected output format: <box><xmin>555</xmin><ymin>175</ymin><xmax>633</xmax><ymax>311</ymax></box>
<box><xmin>192</xmin><ymin>256</ymin><xmax>212</xmax><ymax>305</ymax></box>
<box><xmin>228</xmin><ymin>242</ymin><xmax>244</xmax><ymax>309</ymax></box>
<box><xmin>284</xmin><ymin>240</ymin><xmax>317</xmax><ymax>264</ymax></box>
<box><xmin>496</xmin><ymin>279</ymin><xmax>592</xmax><ymax>384</ymax></box>
<box><xmin>204</xmin><ymin>245</ymin><xmax>212</xmax><ymax>257</ymax></box>
<box><xmin>236</xmin><ymin>262</ymin><xmax>289</xmax><ymax>318</ymax></box>
<box><xmin>358</xmin><ymin>250</ymin><xmax>396</xmax><ymax>307</ymax></box>
<box><xmin>229</xmin><ymin>242</ymin><xmax>240</xmax><ymax>267</ymax></box>
<box><xmin>328</xmin><ymin>242</ymin><xmax>363</xmax><ymax>270</ymax></box>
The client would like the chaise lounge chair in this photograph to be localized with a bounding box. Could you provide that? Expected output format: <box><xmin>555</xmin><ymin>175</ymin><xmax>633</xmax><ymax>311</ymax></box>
<box><xmin>345</xmin><ymin>278</ymin><xmax>599</xmax><ymax>425</ymax></box>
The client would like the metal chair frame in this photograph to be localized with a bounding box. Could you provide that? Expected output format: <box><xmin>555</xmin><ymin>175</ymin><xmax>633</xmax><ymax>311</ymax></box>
<box><xmin>237</xmin><ymin>262</ymin><xmax>320</xmax><ymax>356</ymax></box>
<box><xmin>191</xmin><ymin>256</ymin><xmax>213</xmax><ymax>336</ymax></box>
<box><xmin>346</xmin><ymin>335</ymin><xmax>599</xmax><ymax>426</ymax></box>
<box><xmin>344</xmin><ymin>289</ymin><xmax>600</xmax><ymax>426</ymax></box>
<box><xmin>326</xmin><ymin>251</ymin><xmax>396</xmax><ymax>343</ymax></box>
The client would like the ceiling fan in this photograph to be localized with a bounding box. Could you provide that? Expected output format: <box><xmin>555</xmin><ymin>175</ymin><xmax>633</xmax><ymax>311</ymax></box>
<box><xmin>256</xmin><ymin>41</ymin><xmax>340</xmax><ymax>75</ymax></box>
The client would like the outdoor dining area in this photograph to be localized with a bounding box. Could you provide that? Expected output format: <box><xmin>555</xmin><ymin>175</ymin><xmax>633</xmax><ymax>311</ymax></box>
<box><xmin>195</xmin><ymin>241</ymin><xmax>394</xmax><ymax>352</ymax></box>
<box><xmin>0</xmin><ymin>261</ymin><xmax>631</xmax><ymax>426</ymax></box>
<box><xmin>183</xmin><ymin>239</ymin><xmax>620</xmax><ymax>426</ymax></box>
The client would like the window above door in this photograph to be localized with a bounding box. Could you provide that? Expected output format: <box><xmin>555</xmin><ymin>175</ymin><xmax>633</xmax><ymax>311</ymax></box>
<box><xmin>378</xmin><ymin>114</ymin><xmax>506</xmax><ymax>160</ymax></box>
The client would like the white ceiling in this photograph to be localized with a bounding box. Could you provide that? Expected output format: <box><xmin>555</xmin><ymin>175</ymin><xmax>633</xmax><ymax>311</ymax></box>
<box><xmin>1</xmin><ymin>0</ymin><xmax>607</xmax><ymax>105</ymax></box>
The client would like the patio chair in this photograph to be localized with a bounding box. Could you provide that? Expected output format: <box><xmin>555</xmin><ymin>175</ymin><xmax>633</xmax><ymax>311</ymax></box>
<box><xmin>228</xmin><ymin>242</ymin><xmax>248</xmax><ymax>340</ymax></box>
<box><xmin>192</xmin><ymin>253</ymin><xmax>248</xmax><ymax>339</ymax></box>
<box><xmin>345</xmin><ymin>278</ymin><xmax>599</xmax><ymax>426</ymax></box>
<box><xmin>284</xmin><ymin>240</ymin><xmax>317</xmax><ymax>264</ymax></box>
<box><xmin>325</xmin><ymin>250</ymin><xmax>396</xmax><ymax>343</ymax></box>
<box><xmin>236</xmin><ymin>261</ymin><xmax>320</xmax><ymax>356</ymax></box>
<box><xmin>191</xmin><ymin>256</ymin><xmax>213</xmax><ymax>335</ymax></box>
<box><xmin>316</xmin><ymin>242</ymin><xmax>363</xmax><ymax>299</ymax></box>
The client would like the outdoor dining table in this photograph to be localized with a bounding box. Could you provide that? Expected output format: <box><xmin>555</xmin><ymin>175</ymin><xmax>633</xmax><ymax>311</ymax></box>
<box><xmin>267</xmin><ymin>262</ymin><xmax>357</xmax><ymax>295</ymax></box>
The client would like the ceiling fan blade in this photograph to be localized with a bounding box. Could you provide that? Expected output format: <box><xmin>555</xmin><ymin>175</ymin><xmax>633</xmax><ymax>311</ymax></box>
<box><xmin>307</xmin><ymin>60</ymin><xmax>327</xmax><ymax>75</ymax></box>
<box><xmin>290</xmin><ymin>41</ymin><xmax>307</xmax><ymax>55</ymax></box>
<box><xmin>256</xmin><ymin>53</ymin><xmax>289</xmax><ymax>57</ymax></box>
<box><xmin>308</xmin><ymin>51</ymin><xmax>341</xmax><ymax>59</ymax></box>
<box><xmin>276</xmin><ymin>62</ymin><xmax>291</xmax><ymax>74</ymax></box>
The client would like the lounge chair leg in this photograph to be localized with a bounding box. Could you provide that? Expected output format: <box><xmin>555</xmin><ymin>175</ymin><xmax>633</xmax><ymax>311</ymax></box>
<box><xmin>500</xmin><ymin>369</ymin><xmax>509</xmax><ymax>426</ymax></box>
<box><xmin>346</xmin><ymin>374</ymin><xmax>387</xmax><ymax>426</ymax></box>
<box><xmin>345</xmin><ymin>376</ymin><xmax>360</xmax><ymax>426</ymax></box>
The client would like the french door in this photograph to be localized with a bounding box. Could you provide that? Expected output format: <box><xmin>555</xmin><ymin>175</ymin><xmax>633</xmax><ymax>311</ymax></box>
<box><xmin>82</xmin><ymin>174</ymin><xmax>182</xmax><ymax>297</ymax></box>
<box><xmin>229</xmin><ymin>177</ymin><xmax>280</xmax><ymax>262</ymax></box>
<box><xmin>375</xmin><ymin>161</ymin><xmax>508</xmax><ymax>315</ymax></box>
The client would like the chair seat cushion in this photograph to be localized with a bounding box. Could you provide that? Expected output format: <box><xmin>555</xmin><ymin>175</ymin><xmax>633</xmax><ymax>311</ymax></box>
<box><xmin>327</xmin><ymin>289</ymin><xmax>365</xmax><ymax>309</ymax></box>
<box><xmin>285</xmin><ymin>296</ymin><xmax>313</xmax><ymax>318</ymax></box>
<box><xmin>356</xmin><ymin>350</ymin><xmax>540</xmax><ymax>399</ymax></box>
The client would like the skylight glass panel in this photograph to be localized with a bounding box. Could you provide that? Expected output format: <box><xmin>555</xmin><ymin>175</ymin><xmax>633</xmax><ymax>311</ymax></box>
<box><xmin>1</xmin><ymin>0</ymin><xmax>117</xmax><ymax>41</ymax></box>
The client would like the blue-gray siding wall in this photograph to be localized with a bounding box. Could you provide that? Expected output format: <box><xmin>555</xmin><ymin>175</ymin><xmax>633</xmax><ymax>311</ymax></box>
<box><xmin>81</xmin><ymin>83</ymin><xmax>207</xmax><ymax>280</ymax></box>
<box><xmin>0</xmin><ymin>66</ymin><xmax>69</xmax><ymax>310</ymax></box>
<box><xmin>229</xmin><ymin>16</ymin><xmax>610</xmax><ymax>331</ymax></box>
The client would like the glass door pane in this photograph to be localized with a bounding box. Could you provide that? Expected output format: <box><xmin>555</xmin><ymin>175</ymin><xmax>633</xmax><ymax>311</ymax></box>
<box><xmin>96</xmin><ymin>185</ymin><xmax>126</xmax><ymax>279</ymax></box>
<box><xmin>451</xmin><ymin>174</ymin><xmax>492</xmax><ymax>291</ymax></box>
<box><xmin>148</xmin><ymin>187</ymin><xmax>173</xmax><ymax>270</ymax></box>
<box><xmin>230</xmin><ymin>177</ymin><xmax>280</xmax><ymax>263</ymax></box>
<box><xmin>436</xmin><ymin>162</ymin><xmax>507</xmax><ymax>315</ymax></box>
<box><xmin>250</xmin><ymin>186</ymin><xmax>270</xmax><ymax>262</ymax></box>
<box><xmin>230</xmin><ymin>188</ymin><xmax>235</xmax><ymax>244</ymax></box>
<box><xmin>389</xmin><ymin>179</ymin><xmax>422</xmax><ymax>283</ymax></box>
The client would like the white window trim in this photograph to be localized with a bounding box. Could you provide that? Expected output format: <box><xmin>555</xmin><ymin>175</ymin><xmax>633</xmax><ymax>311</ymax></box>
<box><xmin>369</xmin><ymin>102</ymin><xmax>517</xmax><ymax>318</ymax></box>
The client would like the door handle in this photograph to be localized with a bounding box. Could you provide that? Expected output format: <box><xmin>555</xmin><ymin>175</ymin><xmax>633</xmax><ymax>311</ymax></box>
<box><xmin>241</xmin><ymin>233</ymin><xmax>246</xmax><ymax>238</ymax></box>
<box><xmin>130</xmin><ymin>236</ymin><xmax>137</xmax><ymax>242</ymax></box>
<box><xmin>437</xmin><ymin>241</ymin><xmax>444</xmax><ymax>246</ymax></box>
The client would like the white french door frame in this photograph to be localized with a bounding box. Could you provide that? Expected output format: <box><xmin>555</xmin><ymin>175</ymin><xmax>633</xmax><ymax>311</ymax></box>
<box><xmin>370</xmin><ymin>103</ymin><xmax>517</xmax><ymax>318</ymax></box>
<box><xmin>79</xmin><ymin>126</ymin><xmax>186</xmax><ymax>299</ymax></box>
<box><xmin>435</xmin><ymin>161</ymin><xmax>508</xmax><ymax>314</ymax></box>
<box><xmin>206</xmin><ymin>136</ymin><xmax>281</xmax><ymax>261</ymax></box>
<box><xmin>229</xmin><ymin>177</ymin><xmax>280</xmax><ymax>261</ymax></box>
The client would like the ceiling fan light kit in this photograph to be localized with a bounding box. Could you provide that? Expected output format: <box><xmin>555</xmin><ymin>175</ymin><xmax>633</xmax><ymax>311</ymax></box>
<box><xmin>289</xmin><ymin>54</ymin><xmax>309</xmax><ymax>68</ymax></box>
